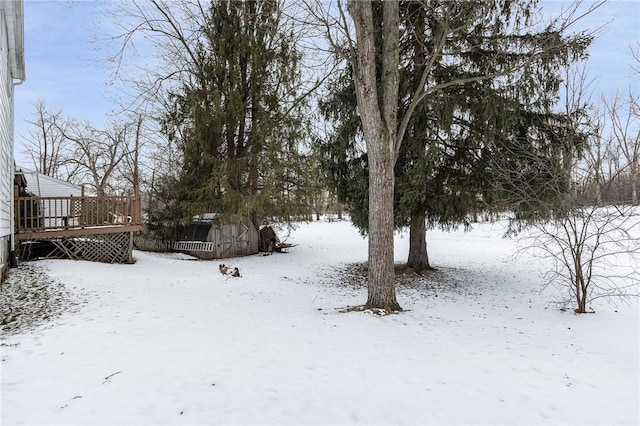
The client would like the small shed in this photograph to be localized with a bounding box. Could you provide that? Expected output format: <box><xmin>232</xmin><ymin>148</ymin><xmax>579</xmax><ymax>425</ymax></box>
<box><xmin>16</xmin><ymin>169</ymin><xmax>82</xmax><ymax>227</ymax></box>
<box><xmin>173</xmin><ymin>214</ymin><xmax>259</xmax><ymax>260</ymax></box>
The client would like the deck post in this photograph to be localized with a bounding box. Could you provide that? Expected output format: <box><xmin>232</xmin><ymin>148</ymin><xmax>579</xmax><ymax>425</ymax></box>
<box><xmin>13</xmin><ymin>185</ymin><xmax>19</xmax><ymax>240</ymax></box>
<box><xmin>128</xmin><ymin>231</ymin><xmax>134</xmax><ymax>263</ymax></box>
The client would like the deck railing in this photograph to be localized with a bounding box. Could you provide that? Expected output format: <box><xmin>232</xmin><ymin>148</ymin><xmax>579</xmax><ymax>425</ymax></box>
<box><xmin>14</xmin><ymin>188</ymin><xmax>143</xmax><ymax>240</ymax></box>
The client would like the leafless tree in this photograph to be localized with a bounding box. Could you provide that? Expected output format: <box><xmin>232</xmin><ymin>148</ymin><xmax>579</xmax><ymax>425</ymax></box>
<box><xmin>20</xmin><ymin>100</ymin><xmax>75</xmax><ymax>180</ymax></box>
<box><xmin>601</xmin><ymin>90</ymin><xmax>640</xmax><ymax>204</ymax></box>
<box><xmin>114</xmin><ymin>113</ymin><xmax>156</xmax><ymax>194</ymax></box>
<box><xmin>22</xmin><ymin>98</ymin><xmax>149</xmax><ymax>198</ymax></box>
<box><xmin>502</xmin><ymin>66</ymin><xmax>640</xmax><ymax>313</ymax></box>
<box><xmin>517</xmin><ymin>166</ymin><xmax>640</xmax><ymax>314</ymax></box>
<box><xmin>96</xmin><ymin>0</ymin><xmax>207</xmax><ymax>197</ymax></box>
<box><xmin>100</xmin><ymin>1</ymin><xmax>199</xmax><ymax>94</ymax></box>
<box><xmin>631</xmin><ymin>41</ymin><xmax>640</xmax><ymax>75</ymax></box>
<box><xmin>58</xmin><ymin>120</ymin><xmax>129</xmax><ymax>196</ymax></box>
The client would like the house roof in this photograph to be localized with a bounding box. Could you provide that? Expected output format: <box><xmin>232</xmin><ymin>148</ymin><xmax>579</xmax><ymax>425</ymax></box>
<box><xmin>16</xmin><ymin>169</ymin><xmax>81</xmax><ymax>197</ymax></box>
<box><xmin>2</xmin><ymin>0</ymin><xmax>26</xmax><ymax>81</ymax></box>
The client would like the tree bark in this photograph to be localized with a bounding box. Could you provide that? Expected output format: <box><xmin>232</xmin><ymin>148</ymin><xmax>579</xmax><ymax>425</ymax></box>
<box><xmin>348</xmin><ymin>0</ymin><xmax>401</xmax><ymax>311</ymax></box>
<box><xmin>403</xmin><ymin>2</ymin><xmax>431</xmax><ymax>274</ymax></box>
<box><xmin>631</xmin><ymin>164</ymin><xmax>638</xmax><ymax>205</ymax></box>
<box><xmin>407</xmin><ymin>213</ymin><xmax>432</xmax><ymax>273</ymax></box>
<box><xmin>366</xmin><ymin>134</ymin><xmax>400</xmax><ymax>310</ymax></box>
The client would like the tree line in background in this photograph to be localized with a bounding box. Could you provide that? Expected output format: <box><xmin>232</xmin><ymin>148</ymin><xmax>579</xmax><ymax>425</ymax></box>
<box><xmin>20</xmin><ymin>0</ymin><xmax>639</xmax><ymax>313</ymax></box>
<box><xmin>20</xmin><ymin>101</ymin><xmax>146</xmax><ymax>196</ymax></box>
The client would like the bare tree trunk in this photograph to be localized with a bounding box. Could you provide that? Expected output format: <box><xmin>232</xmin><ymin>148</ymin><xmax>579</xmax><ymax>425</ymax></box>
<box><xmin>23</xmin><ymin>100</ymin><xmax>71</xmax><ymax>179</ymax></box>
<box><xmin>575</xmin><ymin>257</ymin><xmax>587</xmax><ymax>313</ymax></box>
<box><xmin>631</xmin><ymin>164</ymin><xmax>638</xmax><ymax>205</ymax></box>
<box><xmin>349</xmin><ymin>0</ymin><xmax>401</xmax><ymax>311</ymax></box>
<box><xmin>132</xmin><ymin>115</ymin><xmax>142</xmax><ymax>191</ymax></box>
<box><xmin>602</xmin><ymin>90</ymin><xmax>640</xmax><ymax>205</ymax></box>
<box><xmin>407</xmin><ymin>214</ymin><xmax>432</xmax><ymax>273</ymax></box>
<box><xmin>366</xmin><ymin>135</ymin><xmax>400</xmax><ymax>310</ymax></box>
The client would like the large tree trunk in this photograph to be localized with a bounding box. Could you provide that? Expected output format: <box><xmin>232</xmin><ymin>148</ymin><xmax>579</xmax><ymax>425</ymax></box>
<box><xmin>407</xmin><ymin>213</ymin><xmax>432</xmax><ymax>273</ymax></box>
<box><xmin>366</xmin><ymin>135</ymin><xmax>400</xmax><ymax>311</ymax></box>
<box><xmin>349</xmin><ymin>0</ymin><xmax>401</xmax><ymax>311</ymax></box>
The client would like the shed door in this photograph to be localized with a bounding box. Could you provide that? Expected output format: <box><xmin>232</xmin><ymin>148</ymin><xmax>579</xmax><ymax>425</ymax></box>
<box><xmin>233</xmin><ymin>223</ymin><xmax>250</xmax><ymax>255</ymax></box>
<box><xmin>215</xmin><ymin>226</ymin><xmax>233</xmax><ymax>258</ymax></box>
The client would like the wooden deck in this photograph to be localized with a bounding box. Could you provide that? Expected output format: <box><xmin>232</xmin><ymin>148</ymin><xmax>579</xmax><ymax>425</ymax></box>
<box><xmin>14</xmin><ymin>190</ymin><xmax>143</xmax><ymax>241</ymax></box>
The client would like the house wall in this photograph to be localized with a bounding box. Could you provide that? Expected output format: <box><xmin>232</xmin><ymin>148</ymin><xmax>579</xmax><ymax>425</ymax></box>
<box><xmin>1</xmin><ymin>9</ymin><xmax>14</xmax><ymax>278</ymax></box>
<box><xmin>0</xmin><ymin>0</ymin><xmax>25</xmax><ymax>279</ymax></box>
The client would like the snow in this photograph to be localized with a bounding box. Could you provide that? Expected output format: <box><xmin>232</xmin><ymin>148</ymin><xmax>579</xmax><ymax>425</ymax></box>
<box><xmin>1</xmin><ymin>219</ymin><xmax>638</xmax><ymax>425</ymax></box>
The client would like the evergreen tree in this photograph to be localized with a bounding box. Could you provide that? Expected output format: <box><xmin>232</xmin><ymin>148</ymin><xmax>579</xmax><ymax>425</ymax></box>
<box><xmin>320</xmin><ymin>0</ymin><xmax>591</xmax><ymax>273</ymax></box>
<box><xmin>156</xmin><ymin>0</ymin><xmax>310</xmax><ymax>229</ymax></box>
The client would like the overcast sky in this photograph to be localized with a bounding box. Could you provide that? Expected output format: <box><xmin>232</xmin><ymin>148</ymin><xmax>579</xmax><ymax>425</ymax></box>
<box><xmin>13</xmin><ymin>0</ymin><xmax>640</xmax><ymax>168</ymax></box>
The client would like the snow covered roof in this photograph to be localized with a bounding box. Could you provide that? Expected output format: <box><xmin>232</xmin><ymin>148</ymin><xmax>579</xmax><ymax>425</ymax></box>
<box><xmin>191</xmin><ymin>213</ymin><xmax>219</xmax><ymax>223</ymax></box>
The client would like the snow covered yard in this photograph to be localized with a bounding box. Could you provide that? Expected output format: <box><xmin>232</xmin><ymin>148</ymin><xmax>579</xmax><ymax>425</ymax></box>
<box><xmin>1</xmin><ymin>219</ymin><xmax>638</xmax><ymax>426</ymax></box>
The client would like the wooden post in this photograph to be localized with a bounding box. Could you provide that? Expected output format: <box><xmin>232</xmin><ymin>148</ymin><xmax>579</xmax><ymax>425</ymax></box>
<box><xmin>67</xmin><ymin>194</ymin><xmax>73</xmax><ymax>229</ymax></box>
<box><xmin>128</xmin><ymin>231</ymin><xmax>134</xmax><ymax>263</ymax></box>
<box><xmin>13</xmin><ymin>185</ymin><xmax>20</xmax><ymax>233</ymax></box>
<box><xmin>13</xmin><ymin>185</ymin><xmax>20</xmax><ymax>236</ymax></box>
<box><xmin>135</xmin><ymin>185</ymin><xmax>141</xmax><ymax>224</ymax></box>
<box><xmin>80</xmin><ymin>185</ymin><xmax>85</xmax><ymax>229</ymax></box>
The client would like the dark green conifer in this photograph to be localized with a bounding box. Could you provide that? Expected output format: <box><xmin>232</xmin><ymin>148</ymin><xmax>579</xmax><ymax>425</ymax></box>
<box><xmin>156</xmin><ymin>0</ymin><xmax>310</xmax><ymax>229</ymax></box>
<box><xmin>319</xmin><ymin>0</ymin><xmax>591</xmax><ymax>272</ymax></box>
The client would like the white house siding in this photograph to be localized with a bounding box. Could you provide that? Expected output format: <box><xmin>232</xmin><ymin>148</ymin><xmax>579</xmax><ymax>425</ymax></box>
<box><xmin>1</xmin><ymin>11</ymin><xmax>14</xmax><ymax>276</ymax></box>
<box><xmin>1</xmin><ymin>1</ymin><xmax>25</xmax><ymax>278</ymax></box>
